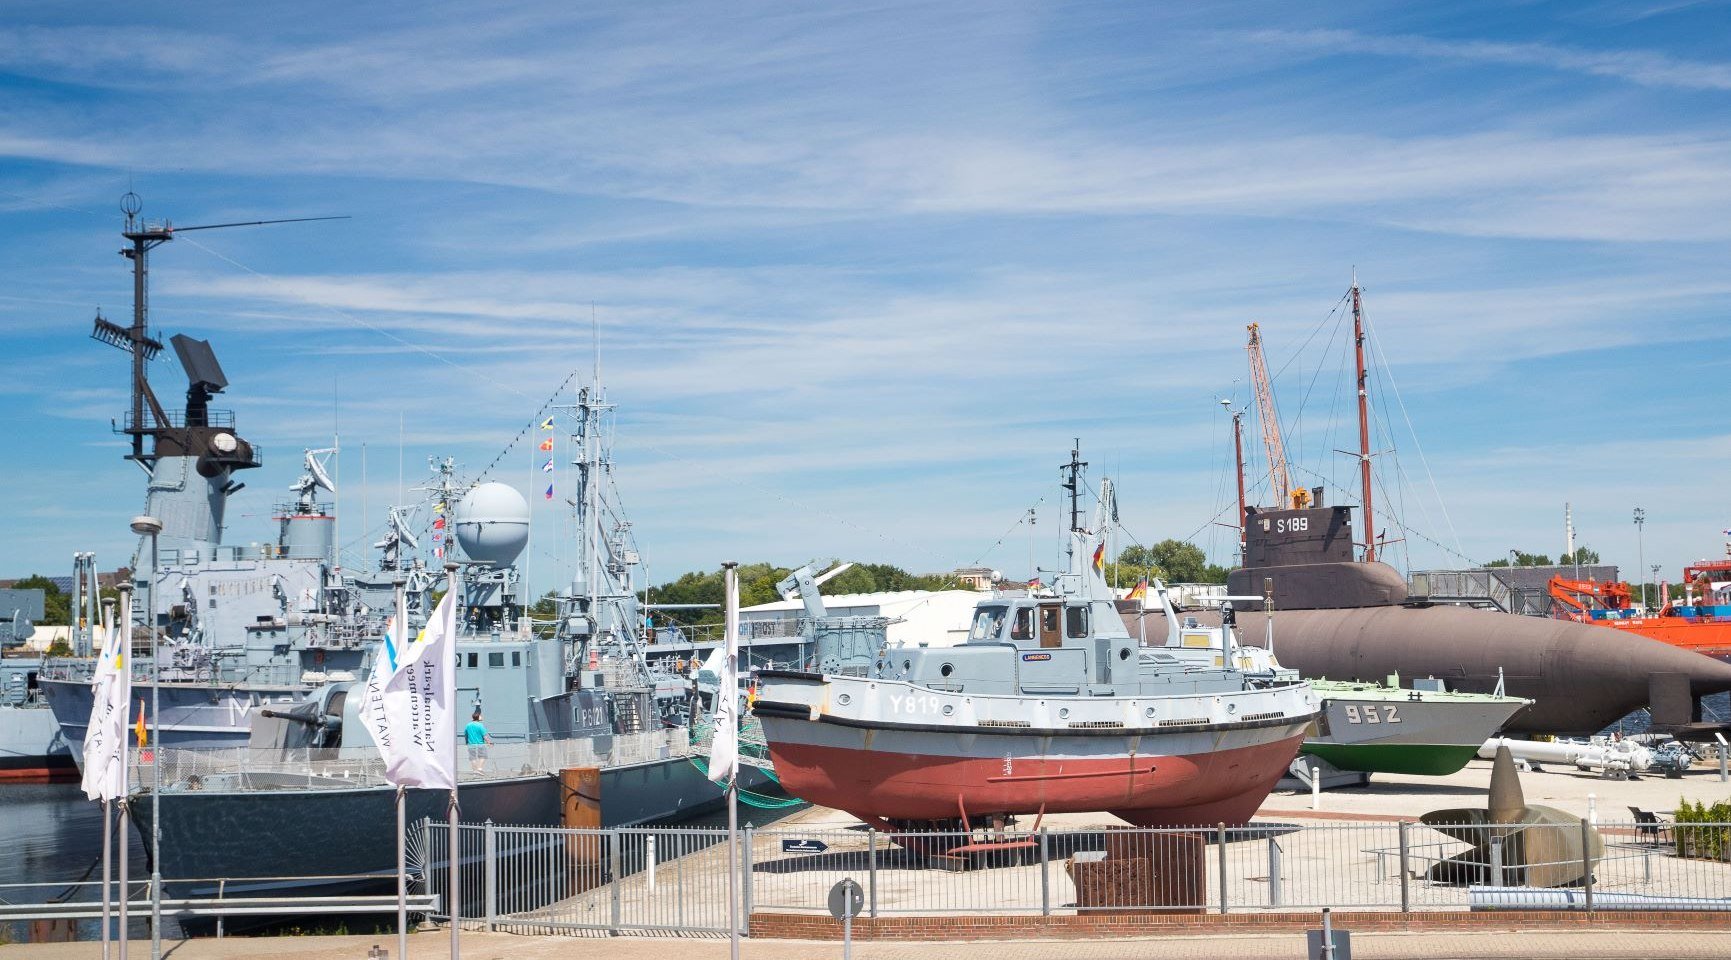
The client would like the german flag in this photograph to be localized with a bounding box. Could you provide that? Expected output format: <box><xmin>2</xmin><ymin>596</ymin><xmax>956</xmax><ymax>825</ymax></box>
<box><xmin>134</xmin><ymin>700</ymin><xmax>147</xmax><ymax>749</ymax></box>
<box><xmin>1125</xmin><ymin>578</ymin><xmax>1148</xmax><ymax>602</ymax></box>
<box><xmin>1092</xmin><ymin>542</ymin><xmax>1106</xmax><ymax>573</ymax></box>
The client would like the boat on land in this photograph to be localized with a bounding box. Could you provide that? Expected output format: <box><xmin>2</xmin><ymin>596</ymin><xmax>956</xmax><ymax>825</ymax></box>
<box><xmin>1152</xmin><ymin>586</ymin><xmax>1531</xmax><ymax>778</ymax></box>
<box><xmin>756</xmin><ymin>451</ymin><xmax>1318</xmax><ymax>830</ymax></box>
<box><xmin>1188</xmin><ymin>280</ymin><xmax>1731</xmax><ymax>737</ymax></box>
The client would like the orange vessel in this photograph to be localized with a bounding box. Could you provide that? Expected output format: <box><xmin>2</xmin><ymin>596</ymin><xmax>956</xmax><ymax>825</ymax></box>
<box><xmin>1551</xmin><ymin>556</ymin><xmax>1731</xmax><ymax>662</ymax></box>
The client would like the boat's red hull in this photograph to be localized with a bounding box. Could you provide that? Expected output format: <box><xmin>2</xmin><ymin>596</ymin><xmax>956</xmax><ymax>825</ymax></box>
<box><xmin>767</xmin><ymin>730</ymin><xmax>1307</xmax><ymax>828</ymax></box>
<box><xmin>1587</xmin><ymin>619</ymin><xmax>1731</xmax><ymax>661</ymax></box>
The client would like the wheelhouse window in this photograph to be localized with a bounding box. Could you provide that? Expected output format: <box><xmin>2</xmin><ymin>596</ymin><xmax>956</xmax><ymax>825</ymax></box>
<box><xmin>1065</xmin><ymin>605</ymin><xmax>1089</xmax><ymax>638</ymax></box>
<box><xmin>1010</xmin><ymin>607</ymin><xmax>1033</xmax><ymax>641</ymax></box>
<box><xmin>968</xmin><ymin>606</ymin><xmax>1008</xmax><ymax>641</ymax></box>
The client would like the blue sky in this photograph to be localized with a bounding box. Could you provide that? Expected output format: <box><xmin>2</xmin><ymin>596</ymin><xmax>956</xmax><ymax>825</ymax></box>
<box><xmin>2</xmin><ymin>1</ymin><xmax>1728</xmax><ymax>594</ymax></box>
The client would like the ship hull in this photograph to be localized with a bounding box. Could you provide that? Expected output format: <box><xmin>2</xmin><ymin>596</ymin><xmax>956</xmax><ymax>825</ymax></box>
<box><xmin>0</xmin><ymin>706</ymin><xmax>76</xmax><ymax>782</ymax></box>
<box><xmin>132</xmin><ymin>755</ymin><xmax>782</xmax><ymax>932</ymax></box>
<box><xmin>1584</xmin><ymin>618</ymin><xmax>1731</xmax><ymax>662</ymax></box>
<box><xmin>763</xmin><ymin>721</ymin><xmax>1308</xmax><ymax>827</ymax></box>
<box><xmin>39</xmin><ymin>677</ymin><xmax>308</xmax><ymax>764</ymax></box>
<box><xmin>1299</xmin><ymin>688</ymin><xmax>1530</xmax><ymax>776</ymax></box>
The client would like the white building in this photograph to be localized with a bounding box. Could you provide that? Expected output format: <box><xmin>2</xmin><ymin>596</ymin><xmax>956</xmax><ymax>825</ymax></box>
<box><xmin>739</xmin><ymin>589</ymin><xmax>983</xmax><ymax>648</ymax></box>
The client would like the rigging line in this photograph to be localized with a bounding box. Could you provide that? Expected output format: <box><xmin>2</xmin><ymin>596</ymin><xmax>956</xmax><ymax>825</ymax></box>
<box><xmin>1268</xmin><ymin>290</ymin><xmax>1351</xmax><ymax>384</ymax></box>
<box><xmin>176</xmin><ymin>234</ymin><xmax>538</xmax><ymax>402</ymax></box>
<box><xmin>1290</xmin><ymin>463</ymin><xmax>1480</xmax><ymax>567</ymax></box>
<box><xmin>970</xmin><ymin>497</ymin><xmax>1045</xmax><ymax>566</ymax></box>
<box><xmin>1364</xmin><ymin>310</ymin><xmax>1465</xmax><ymax>560</ymax></box>
<box><xmin>475</xmin><ymin>368</ymin><xmax>584</xmax><ymax>484</ymax></box>
<box><xmin>1290</xmin><ymin>304</ymin><xmax>1349</xmax><ymax>477</ymax></box>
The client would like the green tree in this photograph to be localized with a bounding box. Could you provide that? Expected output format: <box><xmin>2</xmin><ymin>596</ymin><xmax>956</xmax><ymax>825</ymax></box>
<box><xmin>8</xmin><ymin>575</ymin><xmax>68</xmax><ymax>626</ymax></box>
<box><xmin>1559</xmin><ymin>547</ymin><xmax>1601</xmax><ymax>566</ymax></box>
<box><xmin>1486</xmin><ymin>551</ymin><xmax>1553</xmax><ymax>568</ymax></box>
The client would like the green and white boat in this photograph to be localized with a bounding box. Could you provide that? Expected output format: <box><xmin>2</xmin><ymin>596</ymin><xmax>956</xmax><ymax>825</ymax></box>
<box><xmin>1300</xmin><ymin>676</ymin><xmax>1531</xmax><ymax>776</ymax></box>
<box><xmin>1153</xmin><ymin>584</ymin><xmax>1531</xmax><ymax>778</ymax></box>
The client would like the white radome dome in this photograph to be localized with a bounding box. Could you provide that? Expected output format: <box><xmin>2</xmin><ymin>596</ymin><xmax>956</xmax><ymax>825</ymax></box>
<box><xmin>452</xmin><ymin>482</ymin><xmax>530</xmax><ymax>567</ymax></box>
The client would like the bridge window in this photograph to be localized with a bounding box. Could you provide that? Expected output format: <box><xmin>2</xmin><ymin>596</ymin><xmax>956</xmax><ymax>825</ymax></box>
<box><xmin>488</xmin><ymin>652</ymin><xmax>505</xmax><ymax>668</ymax></box>
<box><xmin>1065</xmin><ymin>606</ymin><xmax>1089</xmax><ymax>639</ymax></box>
<box><xmin>1011</xmin><ymin>608</ymin><xmax>1033</xmax><ymax>641</ymax></box>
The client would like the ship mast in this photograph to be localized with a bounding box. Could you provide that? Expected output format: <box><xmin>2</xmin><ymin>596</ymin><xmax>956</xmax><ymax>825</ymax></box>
<box><xmin>1232</xmin><ymin>410</ymin><xmax>1247</xmax><ymax>563</ymax></box>
<box><xmin>1351</xmin><ymin>278</ymin><xmax>1376</xmax><ymax>563</ymax></box>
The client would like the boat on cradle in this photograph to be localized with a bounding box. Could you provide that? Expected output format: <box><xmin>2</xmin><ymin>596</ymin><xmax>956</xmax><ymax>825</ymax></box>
<box><xmin>1150</xmin><ymin>586</ymin><xmax>1532</xmax><ymax>778</ymax></box>
<box><xmin>756</xmin><ymin>449</ymin><xmax>1319</xmax><ymax>831</ymax></box>
<box><xmin>1549</xmin><ymin>549</ymin><xmax>1731</xmax><ymax>663</ymax></box>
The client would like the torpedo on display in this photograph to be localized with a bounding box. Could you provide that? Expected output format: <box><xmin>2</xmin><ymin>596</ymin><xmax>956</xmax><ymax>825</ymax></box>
<box><xmin>1128</xmin><ymin>502</ymin><xmax>1731</xmax><ymax>737</ymax></box>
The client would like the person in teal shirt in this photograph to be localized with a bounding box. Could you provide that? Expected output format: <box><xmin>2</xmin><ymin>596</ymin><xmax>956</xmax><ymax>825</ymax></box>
<box><xmin>465</xmin><ymin>710</ymin><xmax>490</xmax><ymax>772</ymax></box>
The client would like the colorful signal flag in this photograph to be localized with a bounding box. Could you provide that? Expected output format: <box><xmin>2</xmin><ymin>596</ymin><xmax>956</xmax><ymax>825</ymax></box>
<box><xmin>538</xmin><ymin>437</ymin><xmax>554</xmax><ymax>452</ymax></box>
<box><xmin>545</xmin><ymin>483</ymin><xmax>555</xmax><ymax>500</ymax></box>
<box><xmin>539</xmin><ymin>417</ymin><xmax>555</xmax><ymax>430</ymax></box>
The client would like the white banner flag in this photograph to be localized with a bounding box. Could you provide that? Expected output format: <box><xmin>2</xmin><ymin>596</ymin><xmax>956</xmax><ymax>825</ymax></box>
<box><xmin>81</xmin><ymin>618</ymin><xmax>131</xmax><ymax>802</ymax></box>
<box><xmin>380</xmin><ymin>590</ymin><xmax>458</xmax><ymax>790</ymax></box>
<box><xmin>359</xmin><ymin>613</ymin><xmax>405</xmax><ymax>753</ymax></box>
<box><xmin>706</xmin><ymin>568</ymin><xmax>739</xmax><ymax>785</ymax></box>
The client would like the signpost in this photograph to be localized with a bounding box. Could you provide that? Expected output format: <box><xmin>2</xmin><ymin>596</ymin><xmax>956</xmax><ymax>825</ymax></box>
<box><xmin>828</xmin><ymin>878</ymin><xmax>864</xmax><ymax>960</ymax></box>
<box><xmin>782</xmin><ymin>838</ymin><xmax>829</xmax><ymax>854</ymax></box>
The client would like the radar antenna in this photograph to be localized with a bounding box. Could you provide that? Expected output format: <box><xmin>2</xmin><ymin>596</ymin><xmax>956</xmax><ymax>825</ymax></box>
<box><xmin>289</xmin><ymin>447</ymin><xmax>339</xmax><ymax>510</ymax></box>
<box><xmin>89</xmin><ymin>193</ymin><xmax>348</xmax><ymax>466</ymax></box>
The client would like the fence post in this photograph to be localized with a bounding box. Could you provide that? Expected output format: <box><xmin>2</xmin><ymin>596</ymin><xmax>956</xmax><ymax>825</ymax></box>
<box><xmin>1039</xmin><ymin>827</ymin><xmax>1051</xmax><ymax>917</ymax></box>
<box><xmin>646</xmin><ymin>834</ymin><xmax>657</xmax><ymax>893</ymax></box>
<box><xmin>867</xmin><ymin>830</ymin><xmax>879</xmax><ymax>919</ymax></box>
<box><xmin>1581</xmin><ymin>819</ymin><xmax>1594</xmax><ymax>913</ymax></box>
<box><xmin>743</xmin><ymin>824</ymin><xmax>755</xmax><ymax>927</ymax></box>
<box><xmin>1398</xmin><ymin>821</ymin><xmax>1411</xmax><ymax>913</ymax></box>
<box><xmin>484</xmin><ymin>820</ymin><xmax>497</xmax><ymax>932</ymax></box>
<box><xmin>1488</xmin><ymin>836</ymin><xmax>1503</xmax><ymax>888</ymax></box>
<box><xmin>1217</xmin><ymin>823</ymin><xmax>1229</xmax><ymax>915</ymax></box>
<box><xmin>609</xmin><ymin>830</ymin><xmax>622</xmax><ymax>932</ymax></box>
<box><xmin>1267</xmin><ymin>836</ymin><xmax>1282</xmax><ymax>907</ymax></box>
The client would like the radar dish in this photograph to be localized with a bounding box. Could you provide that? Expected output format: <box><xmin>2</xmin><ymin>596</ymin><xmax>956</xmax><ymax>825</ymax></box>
<box><xmin>305</xmin><ymin>452</ymin><xmax>336</xmax><ymax>494</ymax></box>
<box><xmin>170</xmin><ymin>334</ymin><xmax>229</xmax><ymax>393</ymax></box>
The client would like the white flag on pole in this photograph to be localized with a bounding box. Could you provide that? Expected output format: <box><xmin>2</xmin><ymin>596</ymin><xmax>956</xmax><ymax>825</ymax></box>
<box><xmin>359</xmin><ymin>613</ymin><xmax>405</xmax><ymax>752</ymax></box>
<box><xmin>380</xmin><ymin>590</ymin><xmax>458</xmax><ymax>790</ymax></box>
<box><xmin>706</xmin><ymin>568</ymin><xmax>739</xmax><ymax>785</ymax></box>
<box><xmin>81</xmin><ymin>617</ymin><xmax>131</xmax><ymax>802</ymax></box>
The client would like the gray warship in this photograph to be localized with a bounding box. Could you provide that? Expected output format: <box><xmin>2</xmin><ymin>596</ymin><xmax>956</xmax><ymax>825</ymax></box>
<box><xmin>130</xmin><ymin>379</ymin><xmax>782</xmax><ymax>917</ymax></box>
<box><xmin>0</xmin><ymin>587</ymin><xmax>78</xmax><ymax>780</ymax></box>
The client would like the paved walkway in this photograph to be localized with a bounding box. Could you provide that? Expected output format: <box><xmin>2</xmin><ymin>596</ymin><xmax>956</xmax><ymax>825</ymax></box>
<box><xmin>6</xmin><ymin>930</ymin><xmax>1731</xmax><ymax>960</ymax></box>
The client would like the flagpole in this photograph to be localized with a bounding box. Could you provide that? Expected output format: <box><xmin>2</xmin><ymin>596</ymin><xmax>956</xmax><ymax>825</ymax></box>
<box><xmin>394</xmin><ymin>577</ymin><xmax>409</xmax><ymax>960</ymax></box>
<box><xmin>101</xmin><ymin>797</ymin><xmax>112</xmax><ymax>960</ymax></box>
<box><xmin>722</xmin><ymin>561</ymin><xmax>740</xmax><ymax>960</ymax></box>
<box><xmin>99</xmin><ymin>594</ymin><xmax>117</xmax><ymax>960</ymax></box>
<box><xmin>445</xmin><ymin>561</ymin><xmax>461</xmax><ymax>960</ymax></box>
<box><xmin>118</xmin><ymin>799</ymin><xmax>130</xmax><ymax>960</ymax></box>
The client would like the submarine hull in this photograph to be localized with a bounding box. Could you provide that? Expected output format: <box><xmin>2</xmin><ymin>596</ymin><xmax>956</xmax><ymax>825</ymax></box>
<box><xmin>1133</xmin><ymin>605</ymin><xmax>1731</xmax><ymax>735</ymax></box>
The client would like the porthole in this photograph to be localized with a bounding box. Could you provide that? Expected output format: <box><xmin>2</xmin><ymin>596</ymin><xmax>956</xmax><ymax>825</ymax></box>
<box><xmin>903</xmin><ymin>660</ymin><xmax>911</xmax><ymax>671</ymax></box>
<box><xmin>1228</xmin><ymin>703</ymin><xmax>1238</xmax><ymax>714</ymax></box>
<box><xmin>838</xmin><ymin>693</ymin><xmax>851</xmax><ymax>706</ymax></box>
<box><xmin>1118</xmin><ymin>647</ymin><xmax>1131</xmax><ymax>661</ymax></box>
<box><xmin>942</xmin><ymin>704</ymin><xmax>955</xmax><ymax>716</ymax></box>
<box><xmin>940</xmin><ymin>663</ymin><xmax>954</xmax><ymax>677</ymax></box>
<box><xmin>1059</xmin><ymin>707</ymin><xmax>1070</xmax><ymax>719</ymax></box>
<box><xmin>1145</xmin><ymin>707</ymin><xmax>1156</xmax><ymax>718</ymax></box>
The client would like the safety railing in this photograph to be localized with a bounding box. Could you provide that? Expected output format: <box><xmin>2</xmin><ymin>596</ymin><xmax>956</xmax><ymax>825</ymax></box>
<box><xmin>140</xmin><ymin>730</ymin><xmax>694</xmax><ymax>793</ymax></box>
<box><xmin>420</xmin><ymin>818</ymin><xmax>1731</xmax><ymax>936</ymax></box>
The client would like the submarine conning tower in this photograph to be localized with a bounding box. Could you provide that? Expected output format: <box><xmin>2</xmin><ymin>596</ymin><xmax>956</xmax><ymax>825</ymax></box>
<box><xmin>1227</xmin><ymin>503</ymin><xmax>1407</xmax><ymax>609</ymax></box>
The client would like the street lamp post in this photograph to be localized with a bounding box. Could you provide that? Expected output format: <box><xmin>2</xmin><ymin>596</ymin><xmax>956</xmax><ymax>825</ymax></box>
<box><xmin>129</xmin><ymin>515</ymin><xmax>163</xmax><ymax>960</ymax></box>
<box><xmin>1634</xmin><ymin>508</ymin><xmax>1647</xmax><ymax>613</ymax></box>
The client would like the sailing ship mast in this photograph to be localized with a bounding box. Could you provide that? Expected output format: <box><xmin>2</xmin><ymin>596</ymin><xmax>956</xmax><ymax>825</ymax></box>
<box><xmin>1351</xmin><ymin>278</ymin><xmax>1377</xmax><ymax>563</ymax></box>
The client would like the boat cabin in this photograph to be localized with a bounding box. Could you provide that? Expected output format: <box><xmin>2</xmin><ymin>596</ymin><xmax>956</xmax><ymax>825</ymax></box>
<box><xmin>873</xmin><ymin>596</ymin><xmax>1255</xmax><ymax>698</ymax></box>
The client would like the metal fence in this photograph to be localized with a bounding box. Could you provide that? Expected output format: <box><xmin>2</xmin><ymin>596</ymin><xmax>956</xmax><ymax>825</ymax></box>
<box><xmin>421</xmin><ymin>818</ymin><xmax>1731</xmax><ymax>936</ymax></box>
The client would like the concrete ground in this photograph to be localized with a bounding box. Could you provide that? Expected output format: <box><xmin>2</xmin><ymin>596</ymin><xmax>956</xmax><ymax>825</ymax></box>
<box><xmin>7</xmin><ymin>930</ymin><xmax>1731</xmax><ymax>960</ymax></box>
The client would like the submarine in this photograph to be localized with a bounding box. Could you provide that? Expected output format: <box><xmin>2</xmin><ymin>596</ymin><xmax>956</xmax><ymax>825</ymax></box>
<box><xmin>1130</xmin><ymin>501</ymin><xmax>1731</xmax><ymax>736</ymax></box>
